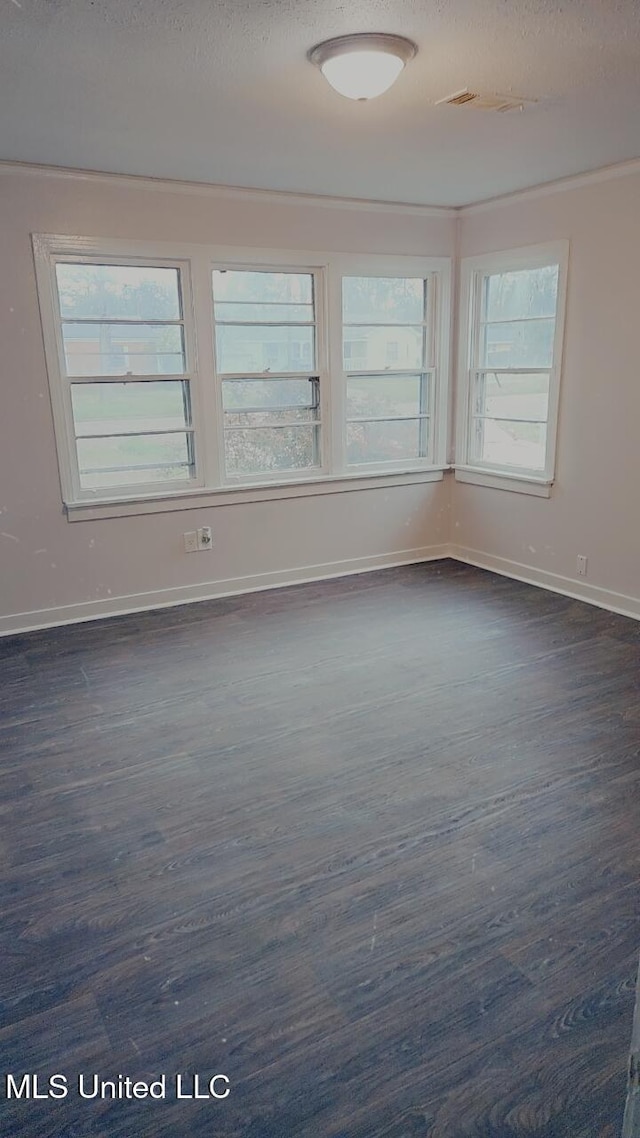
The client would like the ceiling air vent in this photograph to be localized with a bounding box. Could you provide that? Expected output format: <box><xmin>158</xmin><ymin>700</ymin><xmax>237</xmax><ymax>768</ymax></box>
<box><xmin>436</xmin><ymin>89</ymin><xmax>535</xmax><ymax>112</ymax></box>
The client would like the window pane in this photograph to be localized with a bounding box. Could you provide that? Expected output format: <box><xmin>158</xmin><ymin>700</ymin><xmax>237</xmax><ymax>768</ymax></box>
<box><xmin>472</xmin><ymin>419</ymin><xmax>547</xmax><ymax>470</ymax></box>
<box><xmin>484</xmin><ymin>265</ymin><xmax>559</xmax><ymax>322</ymax></box>
<box><xmin>225</xmin><ymin>409</ymin><xmax>317</xmax><ymax>427</ymax></box>
<box><xmin>347</xmin><ymin>375</ymin><xmax>424</xmax><ymax>418</ymax></box>
<box><xmin>347</xmin><ymin>419</ymin><xmax>426</xmax><ymax>465</ymax></box>
<box><xmin>76</xmin><ymin>433</ymin><xmax>192</xmax><ymax>489</ymax></box>
<box><xmin>56</xmin><ymin>264</ymin><xmax>181</xmax><ymax>321</ymax></box>
<box><xmin>224</xmin><ymin>426</ymin><xmax>319</xmax><ymax>475</ymax></box>
<box><xmin>214</xmin><ymin>302</ymin><xmax>313</xmax><ymax>323</ymax></box>
<box><xmin>71</xmin><ymin>381</ymin><xmax>190</xmax><ymax>436</ymax></box>
<box><xmin>62</xmin><ymin>323</ymin><xmax>185</xmax><ymax>377</ymax></box>
<box><xmin>476</xmin><ymin>373</ymin><xmax>549</xmax><ymax>422</ymax></box>
<box><xmin>342</xmin><ymin>277</ymin><xmax>424</xmax><ymax>323</ymax></box>
<box><xmin>343</xmin><ymin>326</ymin><xmax>423</xmax><ymax>371</ymax></box>
<box><xmin>212</xmin><ymin>271</ymin><xmax>313</xmax><ymax>320</ymax></box>
<box><xmin>216</xmin><ymin>325</ymin><xmax>315</xmax><ymax>374</ymax></box>
<box><xmin>222</xmin><ymin>378</ymin><xmax>315</xmax><ymax>410</ymax></box>
<box><xmin>480</xmin><ymin>319</ymin><xmax>555</xmax><ymax>368</ymax></box>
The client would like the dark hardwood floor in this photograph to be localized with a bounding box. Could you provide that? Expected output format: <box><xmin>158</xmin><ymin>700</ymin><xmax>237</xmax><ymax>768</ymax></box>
<box><xmin>1</xmin><ymin>560</ymin><xmax>639</xmax><ymax>1137</ymax></box>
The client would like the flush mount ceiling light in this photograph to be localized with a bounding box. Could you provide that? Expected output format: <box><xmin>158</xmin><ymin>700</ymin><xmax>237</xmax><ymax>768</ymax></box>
<box><xmin>308</xmin><ymin>33</ymin><xmax>417</xmax><ymax>101</ymax></box>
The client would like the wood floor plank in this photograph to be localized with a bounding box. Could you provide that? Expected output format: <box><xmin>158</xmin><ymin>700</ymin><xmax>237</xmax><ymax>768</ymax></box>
<box><xmin>0</xmin><ymin>561</ymin><xmax>638</xmax><ymax>1136</ymax></box>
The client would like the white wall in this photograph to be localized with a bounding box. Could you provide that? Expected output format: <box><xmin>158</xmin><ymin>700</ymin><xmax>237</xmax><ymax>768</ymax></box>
<box><xmin>454</xmin><ymin>171</ymin><xmax>640</xmax><ymax>618</ymax></box>
<box><xmin>4</xmin><ymin>163</ymin><xmax>639</xmax><ymax>634</ymax></box>
<box><xmin>0</xmin><ymin>166</ymin><xmax>455</xmax><ymax>633</ymax></box>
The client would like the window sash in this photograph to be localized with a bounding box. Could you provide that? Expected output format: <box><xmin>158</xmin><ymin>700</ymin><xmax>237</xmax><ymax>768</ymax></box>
<box><xmin>341</xmin><ymin>275</ymin><xmax>437</xmax><ymax>470</ymax></box>
<box><xmin>470</xmin><ymin>368</ymin><xmax>550</xmax><ymax>424</ymax></box>
<box><xmin>468</xmin><ymin>361</ymin><xmax>552</xmax><ymax>473</ymax></box>
<box><xmin>212</xmin><ymin>267</ymin><xmax>324</xmax><ymax>482</ymax></box>
<box><xmin>49</xmin><ymin>254</ymin><xmax>199</xmax><ymax>499</ymax></box>
<box><xmin>345</xmin><ymin>368</ymin><xmax>435</xmax><ymax>466</ymax></box>
<box><xmin>74</xmin><ymin>432</ymin><xmax>196</xmax><ymax>489</ymax></box>
<box><xmin>222</xmin><ymin>387</ymin><xmax>322</xmax><ymax>477</ymax></box>
<box><xmin>345</xmin><ymin>416</ymin><xmax>432</xmax><ymax>467</ymax></box>
<box><xmin>213</xmin><ymin>272</ymin><xmax>318</xmax><ymax>377</ymax></box>
<box><xmin>459</xmin><ymin>252</ymin><xmax>566</xmax><ymax>480</ymax></box>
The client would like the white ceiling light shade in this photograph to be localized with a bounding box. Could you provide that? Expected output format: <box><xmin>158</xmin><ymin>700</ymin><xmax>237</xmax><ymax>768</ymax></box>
<box><xmin>308</xmin><ymin>34</ymin><xmax>417</xmax><ymax>101</ymax></box>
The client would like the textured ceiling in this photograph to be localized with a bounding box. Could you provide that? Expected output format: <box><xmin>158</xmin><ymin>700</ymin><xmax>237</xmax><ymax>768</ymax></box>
<box><xmin>2</xmin><ymin>0</ymin><xmax>640</xmax><ymax>206</ymax></box>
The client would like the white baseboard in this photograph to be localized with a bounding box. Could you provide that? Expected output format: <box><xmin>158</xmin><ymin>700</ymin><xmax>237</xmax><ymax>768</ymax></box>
<box><xmin>451</xmin><ymin>545</ymin><xmax>640</xmax><ymax>621</ymax></box>
<box><xmin>0</xmin><ymin>544</ymin><xmax>452</xmax><ymax>636</ymax></box>
<box><xmin>3</xmin><ymin>541</ymin><xmax>639</xmax><ymax>637</ymax></box>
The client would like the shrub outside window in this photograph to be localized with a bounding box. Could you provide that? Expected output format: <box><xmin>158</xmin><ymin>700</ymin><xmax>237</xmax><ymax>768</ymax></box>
<box><xmin>212</xmin><ymin>270</ymin><xmax>322</xmax><ymax>480</ymax></box>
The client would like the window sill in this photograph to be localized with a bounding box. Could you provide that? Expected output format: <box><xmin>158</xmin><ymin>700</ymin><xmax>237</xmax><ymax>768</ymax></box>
<box><xmin>454</xmin><ymin>466</ymin><xmax>553</xmax><ymax>497</ymax></box>
<box><xmin>65</xmin><ymin>467</ymin><xmax>446</xmax><ymax>521</ymax></box>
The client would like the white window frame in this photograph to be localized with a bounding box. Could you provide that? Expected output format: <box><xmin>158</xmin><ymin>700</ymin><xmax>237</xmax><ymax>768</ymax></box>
<box><xmin>331</xmin><ymin>254</ymin><xmax>452</xmax><ymax>477</ymax></box>
<box><xmin>33</xmin><ymin>235</ymin><xmax>451</xmax><ymax>520</ymax></box>
<box><xmin>455</xmin><ymin>241</ymin><xmax>569</xmax><ymax>497</ymax></box>
<box><xmin>33</xmin><ymin>235</ymin><xmax>206</xmax><ymax>506</ymax></box>
<box><xmin>211</xmin><ymin>261</ymin><xmax>328</xmax><ymax>485</ymax></box>
<box><xmin>340</xmin><ymin>269</ymin><xmax>439</xmax><ymax>473</ymax></box>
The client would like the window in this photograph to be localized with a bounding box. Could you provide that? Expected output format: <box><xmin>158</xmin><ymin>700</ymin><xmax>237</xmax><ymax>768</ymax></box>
<box><xmin>33</xmin><ymin>236</ymin><xmax>450</xmax><ymax>514</ymax></box>
<box><xmin>212</xmin><ymin>269</ymin><xmax>322</xmax><ymax>479</ymax></box>
<box><xmin>39</xmin><ymin>254</ymin><xmax>198</xmax><ymax>499</ymax></box>
<box><xmin>342</xmin><ymin>276</ymin><xmax>435</xmax><ymax>468</ymax></box>
<box><xmin>456</xmin><ymin>242</ymin><xmax>568</xmax><ymax>492</ymax></box>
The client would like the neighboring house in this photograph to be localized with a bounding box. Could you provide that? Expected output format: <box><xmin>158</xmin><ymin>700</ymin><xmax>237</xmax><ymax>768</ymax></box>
<box><xmin>344</xmin><ymin>325</ymin><xmax>419</xmax><ymax>372</ymax></box>
<box><xmin>63</xmin><ymin>323</ymin><xmax>177</xmax><ymax>378</ymax></box>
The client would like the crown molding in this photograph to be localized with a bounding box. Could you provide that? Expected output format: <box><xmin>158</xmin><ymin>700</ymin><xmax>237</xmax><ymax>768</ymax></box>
<box><xmin>0</xmin><ymin>160</ymin><xmax>456</xmax><ymax>219</ymax></box>
<box><xmin>2</xmin><ymin>154</ymin><xmax>640</xmax><ymax>219</ymax></box>
<box><xmin>459</xmin><ymin>156</ymin><xmax>640</xmax><ymax>215</ymax></box>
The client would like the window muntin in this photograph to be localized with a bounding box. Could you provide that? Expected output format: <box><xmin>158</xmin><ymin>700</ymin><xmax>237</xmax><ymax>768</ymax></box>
<box><xmin>53</xmin><ymin>261</ymin><xmax>195</xmax><ymax>493</ymax></box>
<box><xmin>342</xmin><ymin>276</ymin><xmax>432</xmax><ymax>467</ymax></box>
<box><xmin>468</xmin><ymin>262</ymin><xmax>561</xmax><ymax>475</ymax></box>
<box><xmin>212</xmin><ymin>269</ymin><xmax>321</xmax><ymax>480</ymax></box>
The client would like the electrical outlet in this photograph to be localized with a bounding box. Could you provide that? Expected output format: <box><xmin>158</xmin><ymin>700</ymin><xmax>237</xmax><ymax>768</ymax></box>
<box><xmin>197</xmin><ymin>526</ymin><xmax>213</xmax><ymax>550</ymax></box>
<box><xmin>183</xmin><ymin>531</ymin><xmax>198</xmax><ymax>554</ymax></box>
<box><xmin>576</xmin><ymin>554</ymin><xmax>588</xmax><ymax>577</ymax></box>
